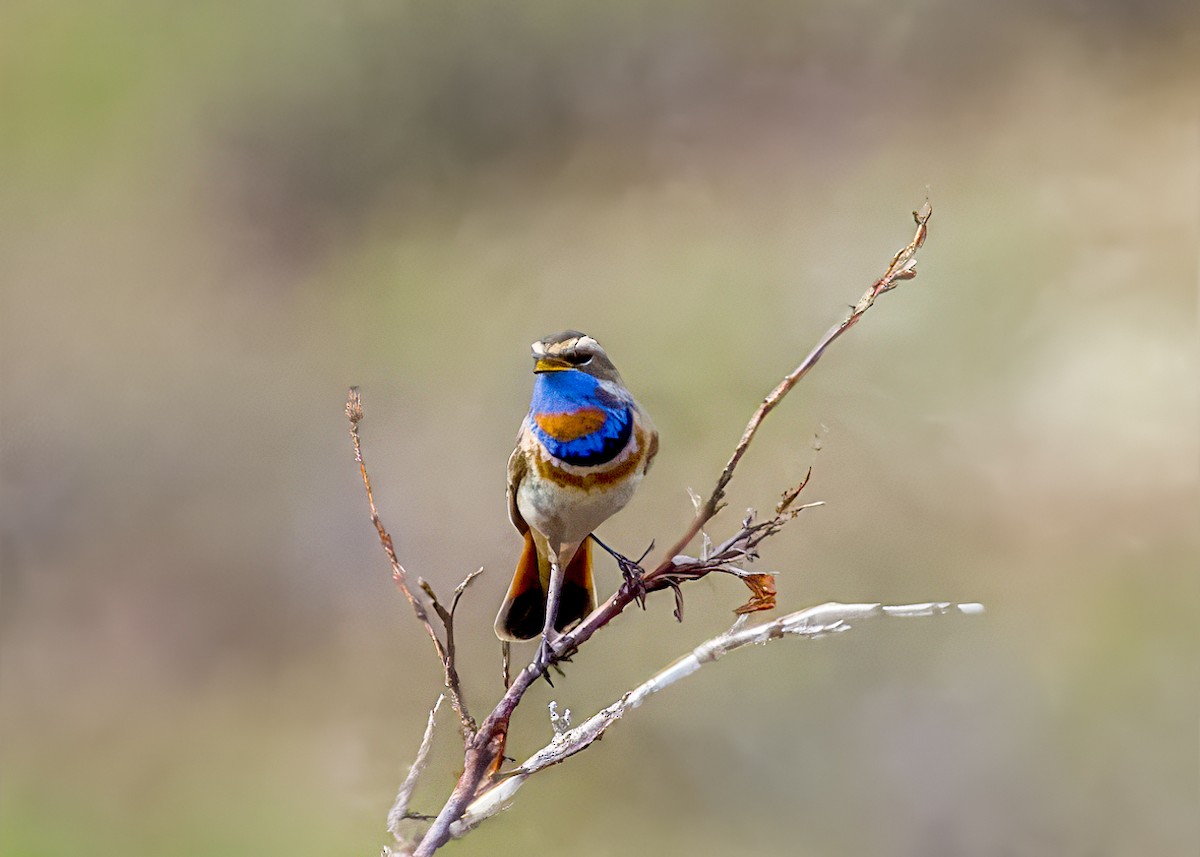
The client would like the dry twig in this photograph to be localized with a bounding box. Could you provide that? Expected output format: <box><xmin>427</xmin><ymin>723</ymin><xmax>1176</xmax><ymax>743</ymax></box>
<box><xmin>646</xmin><ymin>467</ymin><xmax>823</xmax><ymax>622</ymax></box>
<box><xmin>386</xmin><ymin>695</ymin><xmax>444</xmax><ymax>849</ymax></box>
<box><xmin>346</xmin><ymin>390</ymin><xmax>476</xmax><ymax>739</ymax></box>
<box><xmin>649</xmin><ymin>202</ymin><xmax>932</xmax><ymax>577</ymax></box>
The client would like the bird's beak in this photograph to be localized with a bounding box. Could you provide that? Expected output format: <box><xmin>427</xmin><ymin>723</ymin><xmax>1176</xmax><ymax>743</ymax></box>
<box><xmin>533</xmin><ymin>356</ymin><xmax>572</xmax><ymax>373</ymax></box>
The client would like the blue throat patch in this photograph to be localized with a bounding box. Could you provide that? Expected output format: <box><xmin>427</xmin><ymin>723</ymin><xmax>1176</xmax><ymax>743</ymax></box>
<box><xmin>529</xmin><ymin>370</ymin><xmax>633</xmax><ymax>466</ymax></box>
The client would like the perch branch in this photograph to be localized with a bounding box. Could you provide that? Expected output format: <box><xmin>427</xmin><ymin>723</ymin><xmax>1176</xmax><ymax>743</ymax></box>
<box><xmin>451</xmin><ymin>600</ymin><xmax>983</xmax><ymax>837</ymax></box>
<box><xmin>402</xmin><ymin>202</ymin><xmax>936</xmax><ymax>857</ymax></box>
<box><xmin>346</xmin><ymin>389</ymin><xmax>476</xmax><ymax>738</ymax></box>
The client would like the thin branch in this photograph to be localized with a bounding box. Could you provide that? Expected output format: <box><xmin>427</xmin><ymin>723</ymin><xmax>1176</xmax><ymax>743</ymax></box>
<box><xmin>451</xmin><ymin>600</ymin><xmax>983</xmax><ymax>837</ymax></box>
<box><xmin>346</xmin><ymin>389</ymin><xmax>476</xmax><ymax>738</ymax></box>
<box><xmin>387</xmin><ymin>695</ymin><xmax>445</xmax><ymax>846</ymax></box>
<box><xmin>648</xmin><ymin>202</ymin><xmax>932</xmax><ymax>578</ymax></box>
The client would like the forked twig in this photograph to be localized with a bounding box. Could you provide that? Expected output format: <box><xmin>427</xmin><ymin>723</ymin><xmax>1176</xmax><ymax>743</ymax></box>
<box><xmin>346</xmin><ymin>390</ymin><xmax>476</xmax><ymax>738</ymax></box>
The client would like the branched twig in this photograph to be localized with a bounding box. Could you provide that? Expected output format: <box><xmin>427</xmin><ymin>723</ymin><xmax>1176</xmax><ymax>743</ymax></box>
<box><xmin>351</xmin><ymin>203</ymin><xmax>951</xmax><ymax>857</ymax></box>
<box><xmin>419</xmin><ymin>568</ymin><xmax>483</xmax><ymax>724</ymax></box>
<box><xmin>346</xmin><ymin>390</ymin><xmax>477</xmax><ymax>738</ymax></box>
<box><xmin>386</xmin><ymin>695</ymin><xmax>444</xmax><ymax>851</ymax></box>
<box><xmin>647</xmin><ymin>467</ymin><xmax>824</xmax><ymax>619</ymax></box>
<box><xmin>450</xmin><ymin>600</ymin><xmax>983</xmax><ymax>838</ymax></box>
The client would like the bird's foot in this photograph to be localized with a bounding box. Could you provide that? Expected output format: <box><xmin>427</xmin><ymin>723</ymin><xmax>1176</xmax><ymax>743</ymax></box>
<box><xmin>592</xmin><ymin>535</ymin><xmax>654</xmax><ymax>608</ymax></box>
<box><xmin>531</xmin><ymin>632</ymin><xmax>564</xmax><ymax>685</ymax></box>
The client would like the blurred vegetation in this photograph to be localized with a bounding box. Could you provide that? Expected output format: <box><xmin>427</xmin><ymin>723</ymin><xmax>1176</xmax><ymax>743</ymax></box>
<box><xmin>2</xmin><ymin>1</ymin><xmax>1196</xmax><ymax>855</ymax></box>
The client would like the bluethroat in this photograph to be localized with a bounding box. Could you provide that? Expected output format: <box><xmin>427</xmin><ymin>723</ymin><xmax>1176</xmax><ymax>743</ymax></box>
<box><xmin>494</xmin><ymin>331</ymin><xmax>658</xmax><ymax>661</ymax></box>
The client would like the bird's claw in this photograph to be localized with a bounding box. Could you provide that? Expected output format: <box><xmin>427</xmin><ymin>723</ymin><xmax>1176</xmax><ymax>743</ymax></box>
<box><xmin>591</xmin><ymin>535</ymin><xmax>654</xmax><ymax>609</ymax></box>
<box><xmin>617</xmin><ymin>540</ymin><xmax>654</xmax><ymax>608</ymax></box>
<box><xmin>531</xmin><ymin>633</ymin><xmax>563</xmax><ymax>685</ymax></box>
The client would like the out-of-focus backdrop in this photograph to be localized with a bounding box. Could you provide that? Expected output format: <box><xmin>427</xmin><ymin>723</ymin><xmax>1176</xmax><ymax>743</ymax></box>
<box><xmin>2</xmin><ymin>2</ymin><xmax>1196</xmax><ymax>855</ymax></box>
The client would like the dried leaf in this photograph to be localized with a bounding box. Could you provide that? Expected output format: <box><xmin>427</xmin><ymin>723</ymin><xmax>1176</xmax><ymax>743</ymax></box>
<box><xmin>733</xmin><ymin>573</ymin><xmax>777</xmax><ymax>615</ymax></box>
<box><xmin>914</xmin><ymin>202</ymin><xmax>932</xmax><ymax>248</ymax></box>
<box><xmin>775</xmin><ymin>467</ymin><xmax>813</xmax><ymax>514</ymax></box>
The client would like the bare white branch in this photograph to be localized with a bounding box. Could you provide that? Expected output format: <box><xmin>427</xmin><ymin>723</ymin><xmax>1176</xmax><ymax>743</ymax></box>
<box><xmin>450</xmin><ymin>599</ymin><xmax>982</xmax><ymax>837</ymax></box>
<box><xmin>387</xmin><ymin>695</ymin><xmax>445</xmax><ymax>843</ymax></box>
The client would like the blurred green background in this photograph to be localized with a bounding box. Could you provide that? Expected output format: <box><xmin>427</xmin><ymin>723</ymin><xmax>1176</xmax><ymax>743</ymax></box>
<box><xmin>2</xmin><ymin>1</ymin><xmax>1196</xmax><ymax>855</ymax></box>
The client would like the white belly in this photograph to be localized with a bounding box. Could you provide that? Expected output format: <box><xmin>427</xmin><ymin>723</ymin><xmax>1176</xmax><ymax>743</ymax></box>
<box><xmin>516</xmin><ymin>467</ymin><xmax>643</xmax><ymax>552</ymax></box>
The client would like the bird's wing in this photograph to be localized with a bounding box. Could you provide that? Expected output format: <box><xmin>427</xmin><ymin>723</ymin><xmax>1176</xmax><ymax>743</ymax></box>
<box><xmin>643</xmin><ymin>426</ymin><xmax>659</xmax><ymax>474</ymax></box>
<box><xmin>506</xmin><ymin>440</ymin><xmax>530</xmax><ymax>535</ymax></box>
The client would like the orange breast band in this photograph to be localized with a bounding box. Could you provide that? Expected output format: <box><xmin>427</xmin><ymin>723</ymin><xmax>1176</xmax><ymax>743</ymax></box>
<box><xmin>534</xmin><ymin>407</ymin><xmax>608</xmax><ymax>441</ymax></box>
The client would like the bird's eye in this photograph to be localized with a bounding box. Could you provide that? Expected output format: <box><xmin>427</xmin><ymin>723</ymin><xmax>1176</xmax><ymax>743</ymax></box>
<box><xmin>566</xmin><ymin>353</ymin><xmax>593</xmax><ymax>366</ymax></box>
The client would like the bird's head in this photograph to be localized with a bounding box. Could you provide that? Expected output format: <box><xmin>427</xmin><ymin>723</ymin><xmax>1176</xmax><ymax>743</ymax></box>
<box><xmin>530</xmin><ymin>330</ymin><xmax>623</xmax><ymax>384</ymax></box>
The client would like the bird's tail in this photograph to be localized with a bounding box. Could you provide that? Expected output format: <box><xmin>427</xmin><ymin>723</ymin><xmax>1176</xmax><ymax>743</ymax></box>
<box><xmin>494</xmin><ymin>533</ymin><xmax>595</xmax><ymax>641</ymax></box>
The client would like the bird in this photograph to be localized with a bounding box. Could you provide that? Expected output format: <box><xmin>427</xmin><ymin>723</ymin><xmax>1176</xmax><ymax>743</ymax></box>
<box><xmin>494</xmin><ymin>331</ymin><xmax>658</xmax><ymax>663</ymax></box>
